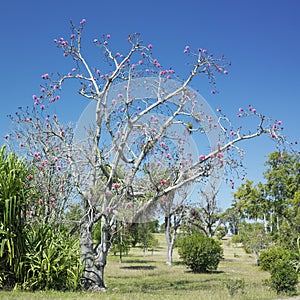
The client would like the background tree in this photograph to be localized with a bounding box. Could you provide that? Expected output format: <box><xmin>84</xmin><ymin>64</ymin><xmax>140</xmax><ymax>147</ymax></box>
<box><xmin>8</xmin><ymin>20</ymin><xmax>289</xmax><ymax>291</ymax></box>
<box><xmin>187</xmin><ymin>183</ymin><xmax>224</xmax><ymax>237</ymax></box>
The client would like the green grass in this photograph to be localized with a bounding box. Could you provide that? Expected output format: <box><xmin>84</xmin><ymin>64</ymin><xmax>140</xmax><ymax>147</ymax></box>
<box><xmin>0</xmin><ymin>234</ymin><xmax>299</xmax><ymax>299</ymax></box>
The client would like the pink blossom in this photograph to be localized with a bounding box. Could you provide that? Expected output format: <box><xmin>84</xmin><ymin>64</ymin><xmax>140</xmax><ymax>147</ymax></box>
<box><xmin>126</xmin><ymin>202</ymin><xmax>132</xmax><ymax>208</ymax></box>
<box><xmin>20</xmin><ymin>143</ymin><xmax>24</xmax><ymax>147</ymax></box>
<box><xmin>106</xmin><ymin>34</ymin><xmax>111</xmax><ymax>39</ymax></box>
<box><xmin>26</xmin><ymin>210</ymin><xmax>31</xmax><ymax>215</ymax></box>
<box><xmin>41</xmin><ymin>73</ymin><xmax>49</xmax><ymax>79</ymax></box>
<box><xmin>5</xmin><ymin>134</ymin><xmax>9</xmax><ymax>139</ymax></box>
<box><xmin>80</xmin><ymin>18</ymin><xmax>86</xmax><ymax>25</ymax></box>
<box><xmin>161</xmin><ymin>179</ymin><xmax>167</xmax><ymax>185</ymax></box>
<box><xmin>223</xmin><ymin>70</ymin><xmax>229</xmax><ymax>75</ymax></box>
<box><xmin>199</xmin><ymin>154</ymin><xmax>206</xmax><ymax>160</ymax></box>
<box><xmin>157</xmin><ymin>161</ymin><xmax>162</xmax><ymax>166</ymax></box>
<box><xmin>148</xmin><ymin>44</ymin><xmax>153</xmax><ymax>49</ymax></box>
<box><xmin>237</xmin><ymin>113</ymin><xmax>242</xmax><ymax>117</ymax></box>
<box><xmin>54</xmin><ymin>157</ymin><xmax>58</xmax><ymax>162</ymax></box>
<box><xmin>106</xmin><ymin>207</ymin><xmax>111</xmax><ymax>212</ymax></box>
<box><xmin>105</xmin><ymin>191</ymin><xmax>111</xmax><ymax>196</ymax></box>
<box><xmin>217</xmin><ymin>153</ymin><xmax>224</xmax><ymax>158</ymax></box>
<box><xmin>38</xmin><ymin>199</ymin><xmax>43</xmax><ymax>204</ymax></box>
<box><xmin>27</xmin><ymin>174</ymin><xmax>33</xmax><ymax>180</ymax></box>
<box><xmin>239</xmin><ymin>107</ymin><xmax>244</xmax><ymax>112</ymax></box>
<box><xmin>41</xmin><ymin>105</ymin><xmax>45</xmax><ymax>110</ymax></box>
<box><xmin>41</xmin><ymin>87</ymin><xmax>45</xmax><ymax>93</ymax></box>
<box><xmin>53</xmin><ymin>114</ymin><xmax>57</xmax><ymax>119</ymax></box>
<box><xmin>113</xmin><ymin>183</ymin><xmax>120</xmax><ymax>188</ymax></box>
<box><xmin>277</xmin><ymin>120</ymin><xmax>282</xmax><ymax>125</ymax></box>
<box><xmin>57</xmin><ymin>165</ymin><xmax>62</xmax><ymax>171</ymax></box>
<box><xmin>51</xmin><ymin>202</ymin><xmax>56</xmax><ymax>208</ymax></box>
<box><xmin>211</xmin><ymin>90</ymin><xmax>216</xmax><ymax>94</ymax></box>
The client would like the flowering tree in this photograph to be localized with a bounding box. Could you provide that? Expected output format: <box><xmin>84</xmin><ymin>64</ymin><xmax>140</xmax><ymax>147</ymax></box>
<box><xmin>7</xmin><ymin>107</ymin><xmax>74</xmax><ymax>226</ymax></box>
<box><xmin>8</xmin><ymin>19</ymin><xmax>288</xmax><ymax>291</ymax></box>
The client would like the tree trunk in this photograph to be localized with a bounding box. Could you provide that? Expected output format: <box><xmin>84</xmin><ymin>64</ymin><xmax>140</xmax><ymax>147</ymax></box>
<box><xmin>165</xmin><ymin>215</ymin><xmax>176</xmax><ymax>265</ymax></box>
<box><xmin>80</xmin><ymin>216</ymin><xmax>111</xmax><ymax>291</ymax></box>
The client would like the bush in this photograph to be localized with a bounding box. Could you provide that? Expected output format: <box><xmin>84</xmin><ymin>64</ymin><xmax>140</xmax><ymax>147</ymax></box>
<box><xmin>259</xmin><ymin>246</ymin><xmax>293</xmax><ymax>271</ymax></box>
<box><xmin>267</xmin><ymin>258</ymin><xmax>298</xmax><ymax>295</ymax></box>
<box><xmin>21</xmin><ymin>224</ymin><xmax>82</xmax><ymax>291</ymax></box>
<box><xmin>178</xmin><ymin>233</ymin><xmax>223</xmax><ymax>273</ymax></box>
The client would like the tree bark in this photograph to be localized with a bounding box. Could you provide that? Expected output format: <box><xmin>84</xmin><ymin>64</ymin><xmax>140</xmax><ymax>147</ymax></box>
<box><xmin>80</xmin><ymin>215</ymin><xmax>111</xmax><ymax>291</ymax></box>
<box><xmin>165</xmin><ymin>215</ymin><xmax>176</xmax><ymax>265</ymax></box>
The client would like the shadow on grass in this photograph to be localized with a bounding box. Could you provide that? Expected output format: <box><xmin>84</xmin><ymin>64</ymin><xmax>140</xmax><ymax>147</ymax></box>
<box><xmin>184</xmin><ymin>270</ymin><xmax>225</xmax><ymax>274</ymax></box>
<box><xmin>122</xmin><ymin>259</ymin><xmax>156</xmax><ymax>264</ymax></box>
<box><xmin>120</xmin><ymin>265</ymin><xmax>156</xmax><ymax>270</ymax></box>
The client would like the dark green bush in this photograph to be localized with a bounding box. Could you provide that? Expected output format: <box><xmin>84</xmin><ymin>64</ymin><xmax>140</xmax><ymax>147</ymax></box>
<box><xmin>267</xmin><ymin>259</ymin><xmax>298</xmax><ymax>295</ymax></box>
<box><xmin>178</xmin><ymin>233</ymin><xmax>223</xmax><ymax>273</ymax></box>
<box><xmin>259</xmin><ymin>246</ymin><xmax>293</xmax><ymax>271</ymax></box>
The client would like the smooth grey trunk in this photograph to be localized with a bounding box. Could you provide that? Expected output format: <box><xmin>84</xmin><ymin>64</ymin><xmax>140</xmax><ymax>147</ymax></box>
<box><xmin>80</xmin><ymin>215</ymin><xmax>111</xmax><ymax>291</ymax></box>
<box><xmin>165</xmin><ymin>215</ymin><xmax>177</xmax><ymax>265</ymax></box>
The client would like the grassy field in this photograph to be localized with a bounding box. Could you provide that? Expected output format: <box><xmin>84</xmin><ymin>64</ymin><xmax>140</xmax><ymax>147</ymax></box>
<box><xmin>0</xmin><ymin>234</ymin><xmax>299</xmax><ymax>300</ymax></box>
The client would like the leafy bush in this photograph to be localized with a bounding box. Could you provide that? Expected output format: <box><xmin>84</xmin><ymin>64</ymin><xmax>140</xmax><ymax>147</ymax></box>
<box><xmin>0</xmin><ymin>146</ymin><xmax>35</xmax><ymax>288</ymax></box>
<box><xmin>267</xmin><ymin>259</ymin><xmax>298</xmax><ymax>295</ymax></box>
<box><xmin>21</xmin><ymin>224</ymin><xmax>82</xmax><ymax>291</ymax></box>
<box><xmin>178</xmin><ymin>233</ymin><xmax>223</xmax><ymax>273</ymax></box>
<box><xmin>259</xmin><ymin>246</ymin><xmax>293</xmax><ymax>271</ymax></box>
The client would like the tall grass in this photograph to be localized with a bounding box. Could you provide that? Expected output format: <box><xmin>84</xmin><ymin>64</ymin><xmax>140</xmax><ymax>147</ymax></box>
<box><xmin>0</xmin><ymin>234</ymin><xmax>298</xmax><ymax>299</ymax></box>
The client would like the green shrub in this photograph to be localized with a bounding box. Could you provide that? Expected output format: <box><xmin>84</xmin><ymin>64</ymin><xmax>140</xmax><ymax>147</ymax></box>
<box><xmin>178</xmin><ymin>233</ymin><xmax>223</xmax><ymax>273</ymax></box>
<box><xmin>0</xmin><ymin>146</ymin><xmax>36</xmax><ymax>288</ymax></box>
<box><xmin>259</xmin><ymin>246</ymin><xmax>293</xmax><ymax>271</ymax></box>
<box><xmin>224</xmin><ymin>278</ymin><xmax>245</xmax><ymax>297</ymax></box>
<box><xmin>21</xmin><ymin>224</ymin><xmax>82</xmax><ymax>291</ymax></box>
<box><xmin>267</xmin><ymin>259</ymin><xmax>298</xmax><ymax>295</ymax></box>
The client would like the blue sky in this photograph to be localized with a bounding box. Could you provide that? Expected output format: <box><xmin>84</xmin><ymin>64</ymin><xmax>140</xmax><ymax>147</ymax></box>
<box><xmin>1</xmin><ymin>0</ymin><xmax>299</xmax><ymax>208</ymax></box>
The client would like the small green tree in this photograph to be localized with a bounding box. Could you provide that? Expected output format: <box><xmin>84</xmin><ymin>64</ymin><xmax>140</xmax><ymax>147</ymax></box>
<box><xmin>178</xmin><ymin>233</ymin><xmax>223</xmax><ymax>272</ymax></box>
<box><xmin>237</xmin><ymin>222</ymin><xmax>271</xmax><ymax>264</ymax></box>
<box><xmin>267</xmin><ymin>259</ymin><xmax>298</xmax><ymax>295</ymax></box>
<box><xmin>259</xmin><ymin>246</ymin><xmax>294</xmax><ymax>271</ymax></box>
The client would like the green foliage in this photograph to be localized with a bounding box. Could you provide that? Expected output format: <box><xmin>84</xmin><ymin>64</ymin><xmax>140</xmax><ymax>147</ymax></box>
<box><xmin>178</xmin><ymin>233</ymin><xmax>223</xmax><ymax>273</ymax></box>
<box><xmin>129</xmin><ymin>221</ymin><xmax>159</xmax><ymax>249</ymax></box>
<box><xmin>215</xmin><ymin>226</ymin><xmax>227</xmax><ymax>240</ymax></box>
<box><xmin>21</xmin><ymin>224</ymin><xmax>82</xmax><ymax>291</ymax></box>
<box><xmin>224</xmin><ymin>278</ymin><xmax>245</xmax><ymax>297</ymax></box>
<box><xmin>267</xmin><ymin>258</ymin><xmax>298</xmax><ymax>295</ymax></box>
<box><xmin>0</xmin><ymin>146</ymin><xmax>34</xmax><ymax>288</ymax></box>
<box><xmin>237</xmin><ymin>222</ymin><xmax>271</xmax><ymax>260</ymax></box>
<box><xmin>259</xmin><ymin>246</ymin><xmax>294</xmax><ymax>271</ymax></box>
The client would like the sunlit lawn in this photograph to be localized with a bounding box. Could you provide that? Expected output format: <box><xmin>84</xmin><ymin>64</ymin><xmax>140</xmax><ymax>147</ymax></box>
<box><xmin>0</xmin><ymin>234</ymin><xmax>299</xmax><ymax>300</ymax></box>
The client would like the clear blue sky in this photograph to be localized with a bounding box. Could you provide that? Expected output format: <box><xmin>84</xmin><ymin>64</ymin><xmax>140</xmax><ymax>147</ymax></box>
<box><xmin>1</xmin><ymin>0</ymin><xmax>299</xmax><ymax>207</ymax></box>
